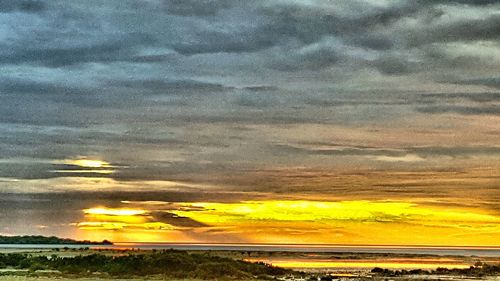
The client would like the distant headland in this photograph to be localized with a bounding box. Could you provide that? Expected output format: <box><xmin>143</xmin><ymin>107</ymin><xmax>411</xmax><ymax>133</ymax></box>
<box><xmin>0</xmin><ymin>235</ymin><xmax>112</xmax><ymax>245</ymax></box>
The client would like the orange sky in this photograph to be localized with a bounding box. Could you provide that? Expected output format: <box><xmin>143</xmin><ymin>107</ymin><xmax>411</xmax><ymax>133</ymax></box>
<box><xmin>71</xmin><ymin>199</ymin><xmax>500</xmax><ymax>246</ymax></box>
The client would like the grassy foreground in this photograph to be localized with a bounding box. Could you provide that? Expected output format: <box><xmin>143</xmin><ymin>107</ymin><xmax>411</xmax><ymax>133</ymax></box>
<box><xmin>0</xmin><ymin>277</ymin><xmax>222</xmax><ymax>281</ymax></box>
<box><xmin>0</xmin><ymin>249</ymin><xmax>292</xmax><ymax>280</ymax></box>
<box><xmin>0</xmin><ymin>277</ymin><xmax>218</xmax><ymax>281</ymax></box>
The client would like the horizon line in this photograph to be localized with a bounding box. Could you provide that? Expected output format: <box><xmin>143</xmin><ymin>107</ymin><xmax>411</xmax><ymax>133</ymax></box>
<box><xmin>111</xmin><ymin>242</ymin><xmax>500</xmax><ymax>249</ymax></box>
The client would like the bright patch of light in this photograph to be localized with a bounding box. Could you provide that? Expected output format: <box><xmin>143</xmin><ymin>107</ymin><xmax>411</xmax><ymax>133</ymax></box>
<box><xmin>246</xmin><ymin>259</ymin><xmax>471</xmax><ymax>269</ymax></box>
<box><xmin>84</xmin><ymin>207</ymin><xmax>147</xmax><ymax>216</ymax></box>
<box><xmin>68</xmin><ymin>159</ymin><xmax>111</xmax><ymax>168</ymax></box>
<box><xmin>173</xmin><ymin>200</ymin><xmax>499</xmax><ymax>224</ymax></box>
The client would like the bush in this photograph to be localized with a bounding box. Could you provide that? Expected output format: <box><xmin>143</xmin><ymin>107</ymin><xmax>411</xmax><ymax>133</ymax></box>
<box><xmin>0</xmin><ymin>250</ymin><xmax>294</xmax><ymax>279</ymax></box>
<box><xmin>195</xmin><ymin>262</ymin><xmax>249</xmax><ymax>279</ymax></box>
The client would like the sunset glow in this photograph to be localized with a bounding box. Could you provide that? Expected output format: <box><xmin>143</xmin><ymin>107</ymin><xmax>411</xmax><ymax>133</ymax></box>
<box><xmin>73</xmin><ymin>200</ymin><xmax>500</xmax><ymax>245</ymax></box>
<box><xmin>245</xmin><ymin>259</ymin><xmax>472</xmax><ymax>270</ymax></box>
<box><xmin>84</xmin><ymin>208</ymin><xmax>148</xmax><ymax>217</ymax></box>
<box><xmin>63</xmin><ymin>159</ymin><xmax>112</xmax><ymax>168</ymax></box>
<box><xmin>172</xmin><ymin>200</ymin><xmax>499</xmax><ymax>225</ymax></box>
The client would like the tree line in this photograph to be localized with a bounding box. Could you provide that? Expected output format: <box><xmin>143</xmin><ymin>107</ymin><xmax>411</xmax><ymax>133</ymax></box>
<box><xmin>0</xmin><ymin>235</ymin><xmax>112</xmax><ymax>245</ymax></box>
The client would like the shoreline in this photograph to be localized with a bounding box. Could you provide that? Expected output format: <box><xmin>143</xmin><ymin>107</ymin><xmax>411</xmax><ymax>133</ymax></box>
<box><xmin>1</xmin><ymin>246</ymin><xmax>498</xmax><ymax>271</ymax></box>
<box><xmin>1</xmin><ymin>243</ymin><xmax>498</xmax><ymax>257</ymax></box>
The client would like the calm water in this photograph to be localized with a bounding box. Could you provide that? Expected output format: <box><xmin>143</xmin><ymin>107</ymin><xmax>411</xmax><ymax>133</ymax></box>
<box><xmin>116</xmin><ymin>243</ymin><xmax>500</xmax><ymax>257</ymax></box>
<box><xmin>1</xmin><ymin>243</ymin><xmax>497</xmax><ymax>257</ymax></box>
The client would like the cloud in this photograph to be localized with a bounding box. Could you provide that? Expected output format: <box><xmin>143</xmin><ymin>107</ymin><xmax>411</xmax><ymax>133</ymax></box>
<box><xmin>1</xmin><ymin>33</ymin><xmax>153</xmax><ymax>67</ymax></box>
<box><xmin>419</xmin><ymin>0</ymin><xmax>500</xmax><ymax>6</ymax></box>
<box><xmin>170</xmin><ymin>30</ymin><xmax>275</xmax><ymax>55</ymax></box>
<box><xmin>269</xmin><ymin>38</ymin><xmax>342</xmax><ymax>71</ymax></box>
<box><xmin>111</xmin><ymin>79</ymin><xmax>232</xmax><ymax>94</ymax></box>
<box><xmin>232</xmin><ymin>89</ymin><xmax>281</xmax><ymax>108</ymax></box>
<box><xmin>162</xmin><ymin>0</ymin><xmax>235</xmax><ymax>16</ymax></box>
<box><xmin>418</xmin><ymin>92</ymin><xmax>500</xmax><ymax>103</ymax></box>
<box><xmin>411</xmin><ymin>146</ymin><xmax>500</xmax><ymax>157</ymax></box>
<box><xmin>416</xmin><ymin>105</ymin><xmax>500</xmax><ymax>115</ymax></box>
<box><xmin>0</xmin><ymin>0</ymin><xmax>500</xmax><ymax>207</ymax></box>
<box><xmin>370</xmin><ymin>55</ymin><xmax>418</xmax><ymax>75</ymax></box>
<box><xmin>152</xmin><ymin>211</ymin><xmax>208</xmax><ymax>227</ymax></box>
<box><xmin>372</xmin><ymin>154</ymin><xmax>425</xmax><ymax>163</ymax></box>
<box><xmin>275</xmin><ymin>143</ymin><xmax>500</xmax><ymax>160</ymax></box>
<box><xmin>0</xmin><ymin>3</ymin><xmax>154</xmax><ymax>67</ymax></box>
<box><xmin>0</xmin><ymin>77</ymin><xmax>90</xmax><ymax>95</ymax></box>
<box><xmin>0</xmin><ymin>0</ymin><xmax>46</xmax><ymax>13</ymax></box>
<box><xmin>405</xmin><ymin>14</ymin><xmax>500</xmax><ymax>47</ymax></box>
<box><xmin>161</xmin><ymin>1</ymin><xmax>405</xmax><ymax>55</ymax></box>
<box><xmin>454</xmin><ymin>77</ymin><xmax>500</xmax><ymax>89</ymax></box>
<box><xmin>273</xmin><ymin>143</ymin><xmax>407</xmax><ymax>158</ymax></box>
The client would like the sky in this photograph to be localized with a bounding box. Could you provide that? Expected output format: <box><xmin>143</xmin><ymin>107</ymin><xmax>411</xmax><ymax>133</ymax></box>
<box><xmin>0</xmin><ymin>0</ymin><xmax>499</xmax><ymax>246</ymax></box>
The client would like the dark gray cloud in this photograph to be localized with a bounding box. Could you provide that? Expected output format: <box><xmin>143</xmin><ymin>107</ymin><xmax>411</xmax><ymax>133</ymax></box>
<box><xmin>274</xmin><ymin>143</ymin><xmax>500</xmax><ymax>159</ymax></box>
<box><xmin>163</xmin><ymin>1</ymin><xmax>405</xmax><ymax>55</ymax></box>
<box><xmin>273</xmin><ymin>144</ymin><xmax>405</xmax><ymax>158</ymax></box>
<box><xmin>370</xmin><ymin>55</ymin><xmax>418</xmax><ymax>75</ymax></box>
<box><xmin>0</xmin><ymin>163</ymin><xmax>51</xmax><ymax>180</ymax></box>
<box><xmin>0</xmin><ymin>2</ymin><xmax>154</xmax><ymax>67</ymax></box>
<box><xmin>416</xmin><ymin>105</ymin><xmax>500</xmax><ymax>115</ymax></box>
<box><xmin>0</xmin><ymin>77</ymin><xmax>90</xmax><ymax>95</ymax></box>
<box><xmin>0</xmin><ymin>0</ymin><xmax>499</xmax><ymax>185</ymax></box>
<box><xmin>351</xmin><ymin>34</ymin><xmax>395</xmax><ymax>50</ymax></box>
<box><xmin>406</xmin><ymin>15</ymin><xmax>500</xmax><ymax>47</ymax></box>
<box><xmin>419</xmin><ymin>92</ymin><xmax>500</xmax><ymax>103</ymax></box>
<box><xmin>270</xmin><ymin>42</ymin><xmax>342</xmax><ymax>71</ymax></box>
<box><xmin>161</xmin><ymin>0</ymin><xmax>500</xmax><ymax>57</ymax></box>
<box><xmin>112</xmin><ymin>79</ymin><xmax>232</xmax><ymax>93</ymax></box>
<box><xmin>152</xmin><ymin>212</ymin><xmax>207</xmax><ymax>227</ymax></box>
<box><xmin>419</xmin><ymin>0</ymin><xmax>500</xmax><ymax>6</ymax></box>
<box><xmin>241</xmin><ymin>86</ymin><xmax>279</xmax><ymax>92</ymax></box>
<box><xmin>171</xmin><ymin>30</ymin><xmax>275</xmax><ymax>55</ymax></box>
<box><xmin>454</xmin><ymin>77</ymin><xmax>500</xmax><ymax>89</ymax></box>
<box><xmin>411</xmin><ymin>146</ymin><xmax>500</xmax><ymax>156</ymax></box>
<box><xmin>1</xmin><ymin>0</ymin><xmax>499</xmax><ymax>72</ymax></box>
<box><xmin>162</xmin><ymin>0</ymin><xmax>235</xmax><ymax>16</ymax></box>
<box><xmin>1</xmin><ymin>32</ymin><xmax>153</xmax><ymax>67</ymax></box>
<box><xmin>0</xmin><ymin>0</ymin><xmax>46</xmax><ymax>13</ymax></box>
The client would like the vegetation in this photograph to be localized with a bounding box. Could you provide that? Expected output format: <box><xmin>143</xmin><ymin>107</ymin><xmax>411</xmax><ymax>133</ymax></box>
<box><xmin>0</xmin><ymin>235</ymin><xmax>112</xmax><ymax>245</ymax></box>
<box><xmin>0</xmin><ymin>250</ymin><xmax>292</xmax><ymax>279</ymax></box>
<box><xmin>371</xmin><ymin>263</ymin><xmax>500</xmax><ymax>277</ymax></box>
